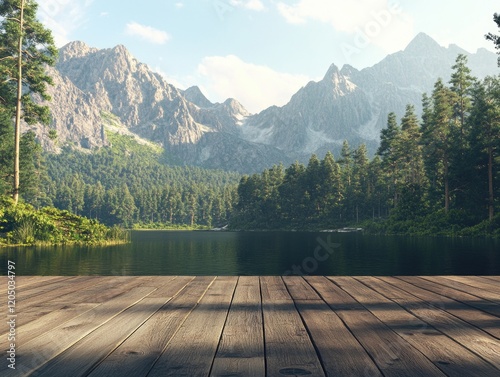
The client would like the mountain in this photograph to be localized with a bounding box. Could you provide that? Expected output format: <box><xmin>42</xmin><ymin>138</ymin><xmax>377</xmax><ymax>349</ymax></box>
<box><xmin>29</xmin><ymin>34</ymin><xmax>499</xmax><ymax>172</ymax></box>
<box><xmin>28</xmin><ymin>41</ymin><xmax>286</xmax><ymax>172</ymax></box>
<box><xmin>240</xmin><ymin>32</ymin><xmax>499</xmax><ymax>157</ymax></box>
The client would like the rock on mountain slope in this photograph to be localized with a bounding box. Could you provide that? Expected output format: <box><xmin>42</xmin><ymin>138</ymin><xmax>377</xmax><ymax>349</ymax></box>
<box><xmin>240</xmin><ymin>32</ymin><xmax>499</xmax><ymax>157</ymax></box>
<box><xmin>36</xmin><ymin>41</ymin><xmax>286</xmax><ymax>172</ymax></box>
<box><xmin>26</xmin><ymin>65</ymin><xmax>108</xmax><ymax>151</ymax></box>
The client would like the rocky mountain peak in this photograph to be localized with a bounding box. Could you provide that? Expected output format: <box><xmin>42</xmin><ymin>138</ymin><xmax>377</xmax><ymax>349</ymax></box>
<box><xmin>224</xmin><ymin>98</ymin><xmax>246</xmax><ymax>111</ymax></box>
<box><xmin>183</xmin><ymin>86</ymin><xmax>214</xmax><ymax>108</ymax></box>
<box><xmin>340</xmin><ymin>64</ymin><xmax>360</xmax><ymax>79</ymax></box>
<box><xmin>323</xmin><ymin>63</ymin><xmax>341</xmax><ymax>81</ymax></box>
<box><xmin>404</xmin><ymin>32</ymin><xmax>443</xmax><ymax>55</ymax></box>
<box><xmin>59</xmin><ymin>41</ymin><xmax>98</xmax><ymax>63</ymax></box>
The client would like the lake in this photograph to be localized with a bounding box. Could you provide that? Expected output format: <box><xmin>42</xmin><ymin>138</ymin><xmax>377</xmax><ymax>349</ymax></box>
<box><xmin>1</xmin><ymin>231</ymin><xmax>499</xmax><ymax>275</ymax></box>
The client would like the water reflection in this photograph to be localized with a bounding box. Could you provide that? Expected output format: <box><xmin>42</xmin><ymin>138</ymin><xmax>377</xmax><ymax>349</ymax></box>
<box><xmin>1</xmin><ymin>231</ymin><xmax>499</xmax><ymax>275</ymax></box>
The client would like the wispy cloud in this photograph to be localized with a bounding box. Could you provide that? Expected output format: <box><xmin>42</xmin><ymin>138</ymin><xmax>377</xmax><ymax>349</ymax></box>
<box><xmin>230</xmin><ymin>0</ymin><xmax>266</xmax><ymax>11</ymax></box>
<box><xmin>277</xmin><ymin>0</ymin><xmax>414</xmax><ymax>53</ymax></box>
<box><xmin>124</xmin><ymin>22</ymin><xmax>171</xmax><ymax>45</ymax></box>
<box><xmin>198</xmin><ymin>55</ymin><xmax>311</xmax><ymax>113</ymax></box>
<box><xmin>37</xmin><ymin>0</ymin><xmax>94</xmax><ymax>46</ymax></box>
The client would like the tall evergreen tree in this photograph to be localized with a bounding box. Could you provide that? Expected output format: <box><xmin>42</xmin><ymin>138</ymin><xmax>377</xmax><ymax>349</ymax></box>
<box><xmin>352</xmin><ymin>144</ymin><xmax>369</xmax><ymax>222</ymax></box>
<box><xmin>396</xmin><ymin>105</ymin><xmax>428</xmax><ymax>217</ymax></box>
<box><xmin>319</xmin><ymin>152</ymin><xmax>343</xmax><ymax>220</ymax></box>
<box><xmin>449</xmin><ymin>55</ymin><xmax>476</xmax><ymax>210</ymax></box>
<box><xmin>469</xmin><ymin>76</ymin><xmax>500</xmax><ymax>220</ymax></box>
<box><xmin>0</xmin><ymin>0</ymin><xmax>58</xmax><ymax>204</ymax></box>
<box><xmin>486</xmin><ymin>13</ymin><xmax>500</xmax><ymax>66</ymax></box>
<box><xmin>427</xmin><ymin>78</ymin><xmax>454</xmax><ymax>212</ymax></box>
<box><xmin>378</xmin><ymin>112</ymin><xmax>401</xmax><ymax>209</ymax></box>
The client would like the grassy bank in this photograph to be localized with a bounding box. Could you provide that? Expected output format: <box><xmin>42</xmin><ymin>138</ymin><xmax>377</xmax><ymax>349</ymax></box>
<box><xmin>132</xmin><ymin>222</ymin><xmax>211</xmax><ymax>231</ymax></box>
<box><xmin>0</xmin><ymin>196</ymin><xmax>129</xmax><ymax>246</ymax></box>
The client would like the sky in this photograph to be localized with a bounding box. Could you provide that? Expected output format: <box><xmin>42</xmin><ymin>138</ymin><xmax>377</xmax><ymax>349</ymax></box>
<box><xmin>36</xmin><ymin>0</ymin><xmax>499</xmax><ymax>114</ymax></box>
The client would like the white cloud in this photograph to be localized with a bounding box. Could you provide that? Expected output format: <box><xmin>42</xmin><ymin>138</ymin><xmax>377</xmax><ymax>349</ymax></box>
<box><xmin>277</xmin><ymin>0</ymin><xmax>414</xmax><ymax>53</ymax></box>
<box><xmin>197</xmin><ymin>55</ymin><xmax>311</xmax><ymax>113</ymax></box>
<box><xmin>230</xmin><ymin>0</ymin><xmax>266</xmax><ymax>11</ymax></box>
<box><xmin>124</xmin><ymin>22</ymin><xmax>171</xmax><ymax>45</ymax></box>
<box><xmin>37</xmin><ymin>0</ymin><xmax>94</xmax><ymax>46</ymax></box>
<box><xmin>175</xmin><ymin>2</ymin><xmax>184</xmax><ymax>9</ymax></box>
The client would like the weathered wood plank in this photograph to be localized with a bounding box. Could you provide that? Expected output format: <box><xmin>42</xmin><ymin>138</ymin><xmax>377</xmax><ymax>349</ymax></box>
<box><xmin>0</xmin><ymin>302</ymin><xmax>99</xmax><ymax>353</ymax></box>
<box><xmin>442</xmin><ymin>276</ymin><xmax>500</xmax><ymax>295</ymax></box>
<box><xmin>4</xmin><ymin>276</ymin><xmax>500</xmax><ymax>377</ymax></box>
<box><xmin>261</xmin><ymin>276</ymin><xmax>326</xmax><ymax>377</ymax></box>
<box><xmin>284</xmin><ymin>276</ymin><xmax>382</xmax><ymax>377</ymax></box>
<box><xmin>15</xmin><ymin>286</ymin><xmax>156</xmax><ymax>377</ymax></box>
<box><xmin>147</xmin><ymin>276</ymin><xmax>237</xmax><ymax>377</ymax></box>
<box><xmin>88</xmin><ymin>276</ymin><xmax>211</xmax><ymax>377</ymax></box>
<box><xmin>16</xmin><ymin>276</ymin><xmax>85</xmax><ymax>302</ymax></box>
<box><xmin>393</xmin><ymin>276</ymin><xmax>500</xmax><ymax>336</ymax></box>
<box><xmin>481</xmin><ymin>276</ymin><xmax>500</xmax><ymax>283</ymax></box>
<box><xmin>210</xmin><ymin>276</ymin><xmax>265</xmax><ymax>377</ymax></box>
<box><xmin>315</xmin><ymin>276</ymin><xmax>446</xmax><ymax>376</ymax></box>
<box><xmin>353</xmin><ymin>276</ymin><xmax>500</xmax><ymax>376</ymax></box>
<box><xmin>0</xmin><ymin>277</ymin><xmax>99</xmax><ymax>334</ymax></box>
<box><xmin>2</xmin><ymin>277</ymin><xmax>146</xmax><ymax>334</ymax></box>
<box><xmin>397</xmin><ymin>276</ymin><xmax>500</xmax><ymax>319</ymax></box>
<box><xmin>372</xmin><ymin>277</ymin><xmax>500</xmax><ymax>369</ymax></box>
<box><xmin>1</xmin><ymin>276</ymin><xmax>72</xmax><ymax>295</ymax></box>
<box><xmin>421</xmin><ymin>276</ymin><xmax>500</xmax><ymax>304</ymax></box>
<box><xmin>471</xmin><ymin>276</ymin><xmax>500</xmax><ymax>285</ymax></box>
<box><xmin>30</xmin><ymin>277</ymin><xmax>191</xmax><ymax>377</ymax></box>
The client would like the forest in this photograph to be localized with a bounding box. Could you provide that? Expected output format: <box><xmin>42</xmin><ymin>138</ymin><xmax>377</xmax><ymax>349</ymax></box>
<box><xmin>2</xmin><ymin>55</ymin><xmax>500</xmax><ymax>238</ymax></box>
<box><xmin>1</xmin><ymin>1</ymin><xmax>499</xmax><ymax>242</ymax></box>
<box><xmin>232</xmin><ymin>55</ymin><xmax>500</xmax><ymax>237</ymax></box>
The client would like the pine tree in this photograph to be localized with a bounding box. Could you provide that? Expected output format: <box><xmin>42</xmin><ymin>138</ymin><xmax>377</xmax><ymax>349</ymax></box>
<box><xmin>469</xmin><ymin>76</ymin><xmax>500</xmax><ymax>220</ymax></box>
<box><xmin>378</xmin><ymin>113</ymin><xmax>401</xmax><ymax>209</ymax></box>
<box><xmin>449</xmin><ymin>54</ymin><xmax>474</xmax><ymax>133</ymax></box>
<box><xmin>399</xmin><ymin>105</ymin><xmax>426</xmax><ymax>187</ymax></box>
<box><xmin>0</xmin><ymin>0</ymin><xmax>58</xmax><ymax>204</ymax></box>
<box><xmin>427</xmin><ymin>79</ymin><xmax>454</xmax><ymax>212</ymax></box>
<box><xmin>397</xmin><ymin>105</ymin><xmax>428</xmax><ymax>217</ymax></box>
<box><xmin>352</xmin><ymin>144</ymin><xmax>369</xmax><ymax>223</ymax></box>
<box><xmin>449</xmin><ymin>55</ymin><xmax>476</xmax><ymax>210</ymax></box>
<box><xmin>279</xmin><ymin>161</ymin><xmax>306</xmax><ymax>223</ymax></box>
<box><xmin>319</xmin><ymin>151</ymin><xmax>343</xmax><ymax>221</ymax></box>
<box><xmin>486</xmin><ymin>13</ymin><xmax>500</xmax><ymax>66</ymax></box>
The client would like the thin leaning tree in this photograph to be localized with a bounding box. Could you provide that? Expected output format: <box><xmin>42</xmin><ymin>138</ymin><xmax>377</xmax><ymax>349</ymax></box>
<box><xmin>0</xmin><ymin>0</ymin><xmax>57</xmax><ymax>205</ymax></box>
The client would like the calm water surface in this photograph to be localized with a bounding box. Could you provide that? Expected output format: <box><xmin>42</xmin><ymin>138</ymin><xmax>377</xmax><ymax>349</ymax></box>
<box><xmin>1</xmin><ymin>231</ymin><xmax>499</xmax><ymax>275</ymax></box>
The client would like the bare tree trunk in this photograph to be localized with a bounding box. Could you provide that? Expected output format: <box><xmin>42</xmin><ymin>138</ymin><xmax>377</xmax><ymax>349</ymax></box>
<box><xmin>488</xmin><ymin>147</ymin><xmax>494</xmax><ymax>221</ymax></box>
<box><xmin>13</xmin><ymin>0</ymin><xmax>25</xmax><ymax>206</ymax></box>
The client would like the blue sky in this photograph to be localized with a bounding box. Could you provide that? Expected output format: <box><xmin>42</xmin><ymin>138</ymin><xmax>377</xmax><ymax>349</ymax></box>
<box><xmin>37</xmin><ymin>0</ymin><xmax>499</xmax><ymax>113</ymax></box>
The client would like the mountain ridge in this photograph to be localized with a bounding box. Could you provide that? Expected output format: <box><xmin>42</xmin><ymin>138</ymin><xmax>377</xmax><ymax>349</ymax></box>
<box><xmin>28</xmin><ymin>33</ymin><xmax>499</xmax><ymax>172</ymax></box>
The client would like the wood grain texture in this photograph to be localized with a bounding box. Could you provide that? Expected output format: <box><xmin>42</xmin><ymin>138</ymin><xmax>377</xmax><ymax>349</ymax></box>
<box><xmin>16</xmin><ymin>286</ymin><xmax>156</xmax><ymax>377</ymax></box>
<box><xmin>4</xmin><ymin>276</ymin><xmax>500</xmax><ymax>377</ymax></box>
<box><xmin>285</xmin><ymin>276</ymin><xmax>382</xmax><ymax>377</ymax></box>
<box><xmin>210</xmin><ymin>276</ymin><xmax>265</xmax><ymax>377</ymax></box>
<box><xmin>88</xmin><ymin>276</ymin><xmax>210</xmax><ymax>377</ymax></box>
<box><xmin>373</xmin><ymin>277</ymin><xmax>500</xmax><ymax>369</ymax></box>
<box><xmin>147</xmin><ymin>276</ymin><xmax>238</xmax><ymax>377</ymax></box>
<box><xmin>355</xmin><ymin>276</ymin><xmax>500</xmax><ymax>377</ymax></box>
<box><xmin>396</xmin><ymin>276</ymin><xmax>500</xmax><ymax>319</ymax></box>
<box><xmin>324</xmin><ymin>276</ymin><xmax>446</xmax><ymax>377</ymax></box>
<box><xmin>261</xmin><ymin>276</ymin><xmax>326</xmax><ymax>377</ymax></box>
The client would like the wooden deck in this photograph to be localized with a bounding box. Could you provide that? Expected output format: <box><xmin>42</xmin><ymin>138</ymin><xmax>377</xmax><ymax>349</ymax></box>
<box><xmin>2</xmin><ymin>276</ymin><xmax>500</xmax><ymax>376</ymax></box>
